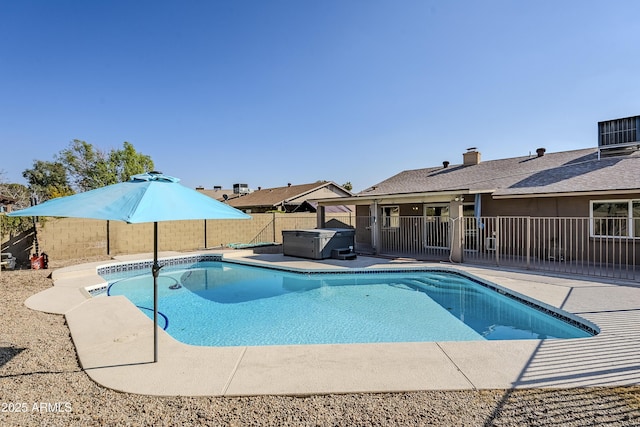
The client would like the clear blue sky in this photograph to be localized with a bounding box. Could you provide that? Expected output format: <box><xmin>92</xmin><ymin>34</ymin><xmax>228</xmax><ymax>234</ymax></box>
<box><xmin>2</xmin><ymin>0</ymin><xmax>640</xmax><ymax>193</ymax></box>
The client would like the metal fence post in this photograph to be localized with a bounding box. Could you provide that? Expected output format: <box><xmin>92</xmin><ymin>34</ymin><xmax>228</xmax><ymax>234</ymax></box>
<box><xmin>495</xmin><ymin>216</ymin><xmax>500</xmax><ymax>266</ymax></box>
<box><xmin>526</xmin><ymin>216</ymin><xmax>530</xmax><ymax>269</ymax></box>
<box><xmin>272</xmin><ymin>212</ymin><xmax>277</xmax><ymax>243</ymax></box>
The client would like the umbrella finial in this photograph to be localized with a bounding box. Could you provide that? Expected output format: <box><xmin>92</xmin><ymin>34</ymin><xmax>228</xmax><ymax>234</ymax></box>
<box><xmin>131</xmin><ymin>172</ymin><xmax>180</xmax><ymax>183</ymax></box>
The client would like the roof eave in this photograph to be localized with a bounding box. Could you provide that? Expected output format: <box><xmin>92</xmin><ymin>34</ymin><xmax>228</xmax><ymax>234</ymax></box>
<box><xmin>492</xmin><ymin>188</ymin><xmax>640</xmax><ymax>199</ymax></box>
<box><xmin>314</xmin><ymin>189</ymin><xmax>494</xmax><ymax>206</ymax></box>
<box><xmin>282</xmin><ymin>182</ymin><xmax>354</xmax><ymax>205</ymax></box>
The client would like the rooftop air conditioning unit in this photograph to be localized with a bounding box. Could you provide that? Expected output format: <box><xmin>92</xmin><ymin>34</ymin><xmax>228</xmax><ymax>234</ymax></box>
<box><xmin>233</xmin><ymin>183</ymin><xmax>251</xmax><ymax>194</ymax></box>
<box><xmin>598</xmin><ymin>115</ymin><xmax>640</xmax><ymax>158</ymax></box>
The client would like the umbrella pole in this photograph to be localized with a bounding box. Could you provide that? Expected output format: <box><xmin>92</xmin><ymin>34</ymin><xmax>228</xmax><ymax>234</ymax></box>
<box><xmin>152</xmin><ymin>221</ymin><xmax>160</xmax><ymax>363</ymax></box>
<box><xmin>204</xmin><ymin>219</ymin><xmax>207</xmax><ymax>249</ymax></box>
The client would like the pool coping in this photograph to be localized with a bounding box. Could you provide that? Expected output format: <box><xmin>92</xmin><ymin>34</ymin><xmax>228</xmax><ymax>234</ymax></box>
<box><xmin>25</xmin><ymin>250</ymin><xmax>640</xmax><ymax>396</ymax></box>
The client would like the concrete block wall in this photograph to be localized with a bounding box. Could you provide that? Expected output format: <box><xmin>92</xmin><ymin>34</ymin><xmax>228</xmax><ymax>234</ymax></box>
<box><xmin>36</xmin><ymin>218</ymin><xmax>108</xmax><ymax>260</ymax></box>
<box><xmin>274</xmin><ymin>215</ymin><xmax>318</xmax><ymax>242</ymax></box>
<box><xmin>9</xmin><ymin>213</ymin><xmax>354</xmax><ymax>261</ymax></box>
<box><xmin>108</xmin><ymin>221</ymin><xmax>154</xmax><ymax>255</ymax></box>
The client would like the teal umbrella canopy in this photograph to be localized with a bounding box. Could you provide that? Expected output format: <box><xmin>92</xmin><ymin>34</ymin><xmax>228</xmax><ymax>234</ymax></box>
<box><xmin>9</xmin><ymin>171</ymin><xmax>250</xmax><ymax>363</ymax></box>
<box><xmin>8</xmin><ymin>172</ymin><xmax>250</xmax><ymax>223</ymax></box>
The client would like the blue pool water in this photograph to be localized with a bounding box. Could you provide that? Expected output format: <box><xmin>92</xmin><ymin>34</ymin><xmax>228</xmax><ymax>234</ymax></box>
<box><xmin>103</xmin><ymin>261</ymin><xmax>593</xmax><ymax>346</ymax></box>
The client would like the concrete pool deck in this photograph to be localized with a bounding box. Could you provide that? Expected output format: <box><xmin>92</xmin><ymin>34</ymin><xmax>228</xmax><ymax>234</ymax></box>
<box><xmin>24</xmin><ymin>250</ymin><xmax>640</xmax><ymax>396</ymax></box>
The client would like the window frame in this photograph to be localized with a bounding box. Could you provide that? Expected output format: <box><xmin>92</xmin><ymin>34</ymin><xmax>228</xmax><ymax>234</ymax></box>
<box><xmin>590</xmin><ymin>199</ymin><xmax>640</xmax><ymax>238</ymax></box>
<box><xmin>381</xmin><ymin>205</ymin><xmax>400</xmax><ymax>229</ymax></box>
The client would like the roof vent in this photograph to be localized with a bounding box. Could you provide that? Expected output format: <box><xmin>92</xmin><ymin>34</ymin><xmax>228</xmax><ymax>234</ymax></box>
<box><xmin>463</xmin><ymin>147</ymin><xmax>481</xmax><ymax>166</ymax></box>
<box><xmin>536</xmin><ymin>148</ymin><xmax>546</xmax><ymax>157</ymax></box>
<box><xmin>443</xmin><ymin>161</ymin><xmax>450</xmax><ymax>168</ymax></box>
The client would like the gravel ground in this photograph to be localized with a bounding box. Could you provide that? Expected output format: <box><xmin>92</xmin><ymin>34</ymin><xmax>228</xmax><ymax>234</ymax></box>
<box><xmin>1</xmin><ymin>258</ymin><xmax>640</xmax><ymax>426</ymax></box>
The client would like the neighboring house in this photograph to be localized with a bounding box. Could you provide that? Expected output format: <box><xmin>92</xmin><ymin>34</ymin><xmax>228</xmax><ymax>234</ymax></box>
<box><xmin>315</xmin><ymin>116</ymin><xmax>640</xmax><ymax>272</ymax></box>
<box><xmin>0</xmin><ymin>194</ymin><xmax>16</xmax><ymax>213</ymax></box>
<box><xmin>196</xmin><ymin>184</ymin><xmax>246</xmax><ymax>204</ymax></box>
<box><xmin>223</xmin><ymin>181</ymin><xmax>354</xmax><ymax>214</ymax></box>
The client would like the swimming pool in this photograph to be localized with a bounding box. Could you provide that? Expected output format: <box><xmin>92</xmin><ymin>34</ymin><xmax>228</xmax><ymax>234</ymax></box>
<box><xmin>99</xmin><ymin>257</ymin><xmax>595</xmax><ymax>346</ymax></box>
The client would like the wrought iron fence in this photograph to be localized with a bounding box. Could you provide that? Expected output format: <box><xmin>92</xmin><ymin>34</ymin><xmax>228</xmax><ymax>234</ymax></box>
<box><xmin>361</xmin><ymin>215</ymin><xmax>639</xmax><ymax>280</ymax></box>
<box><xmin>378</xmin><ymin>216</ymin><xmax>451</xmax><ymax>261</ymax></box>
<box><xmin>463</xmin><ymin>216</ymin><xmax>638</xmax><ymax>280</ymax></box>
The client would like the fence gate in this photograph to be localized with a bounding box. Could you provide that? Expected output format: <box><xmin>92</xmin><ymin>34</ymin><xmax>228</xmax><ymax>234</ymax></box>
<box><xmin>379</xmin><ymin>216</ymin><xmax>450</xmax><ymax>260</ymax></box>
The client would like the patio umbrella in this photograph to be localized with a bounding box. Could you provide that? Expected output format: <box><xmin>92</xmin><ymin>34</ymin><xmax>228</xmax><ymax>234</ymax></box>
<box><xmin>9</xmin><ymin>171</ymin><xmax>250</xmax><ymax>362</ymax></box>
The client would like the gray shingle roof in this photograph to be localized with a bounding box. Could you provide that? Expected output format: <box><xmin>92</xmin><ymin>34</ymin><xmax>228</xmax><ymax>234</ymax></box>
<box><xmin>359</xmin><ymin>148</ymin><xmax>640</xmax><ymax>198</ymax></box>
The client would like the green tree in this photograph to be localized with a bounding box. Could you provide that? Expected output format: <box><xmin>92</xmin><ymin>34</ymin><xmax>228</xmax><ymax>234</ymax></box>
<box><xmin>57</xmin><ymin>140</ymin><xmax>112</xmax><ymax>192</ymax></box>
<box><xmin>57</xmin><ymin>140</ymin><xmax>154</xmax><ymax>192</ymax></box>
<box><xmin>110</xmin><ymin>141</ymin><xmax>154</xmax><ymax>183</ymax></box>
<box><xmin>22</xmin><ymin>160</ymin><xmax>73</xmax><ymax>202</ymax></box>
<box><xmin>342</xmin><ymin>181</ymin><xmax>353</xmax><ymax>191</ymax></box>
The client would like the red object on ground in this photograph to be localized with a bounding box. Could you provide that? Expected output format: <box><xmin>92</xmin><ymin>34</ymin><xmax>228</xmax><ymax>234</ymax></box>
<box><xmin>30</xmin><ymin>255</ymin><xmax>44</xmax><ymax>270</ymax></box>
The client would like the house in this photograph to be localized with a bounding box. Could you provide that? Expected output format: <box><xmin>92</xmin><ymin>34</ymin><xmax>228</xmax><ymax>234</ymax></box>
<box><xmin>219</xmin><ymin>181</ymin><xmax>354</xmax><ymax>214</ymax></box>
<box><xmin>196</xmin><ymin>184</ymin><xmax>247</xmax><ymax>203</ymax></box>
<box><xmin>0</xmin><ymin>194</ymin><xmax>16</xmax><ymax>213</ymax></box>
<box><xmin>315</xmin><ymin>116</ymin><xmax>640</xmax><ymax>276</ymax></box>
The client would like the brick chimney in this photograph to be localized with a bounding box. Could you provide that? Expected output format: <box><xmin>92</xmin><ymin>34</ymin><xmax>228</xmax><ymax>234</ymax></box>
<box><xmin>463</xmin><ymin>147</ymin><xmax>481</xmax><ymax>165</ymax></box>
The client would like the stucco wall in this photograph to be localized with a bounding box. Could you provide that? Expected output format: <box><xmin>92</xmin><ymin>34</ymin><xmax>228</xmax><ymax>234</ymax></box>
<box><xmin>482</xmin><ymin>193</ymin><xmax>640</xmax><ymax>217</ymax></box>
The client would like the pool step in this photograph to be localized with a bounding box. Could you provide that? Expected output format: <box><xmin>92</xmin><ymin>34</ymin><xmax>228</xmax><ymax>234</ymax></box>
<box><xmin>331</xmin><ymin>247</ymin><xmax>357</xmax><ymax>260</ymax></box>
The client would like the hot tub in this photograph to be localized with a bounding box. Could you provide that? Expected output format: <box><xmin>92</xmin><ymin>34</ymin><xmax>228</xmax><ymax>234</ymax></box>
<box><xmin>282</xmin><ymin>228</ymin><xmax>355</xmax><ymax>260</ymax></box>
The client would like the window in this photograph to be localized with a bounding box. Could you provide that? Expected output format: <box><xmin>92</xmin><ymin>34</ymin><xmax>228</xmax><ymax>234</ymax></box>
<box><xmin>591</xmin><ymin>200</ymin><xmax>640</xmax><ymax>238</ymax></box>
<box><xmin>382</xmin><ymin>206</ymin><xmax>399</xmax><ymax>228</ymax></box>
<box><xmin>424</xmin><ymin>205</ymin><xmax>449</xmax><ymax>218</ymax></box>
